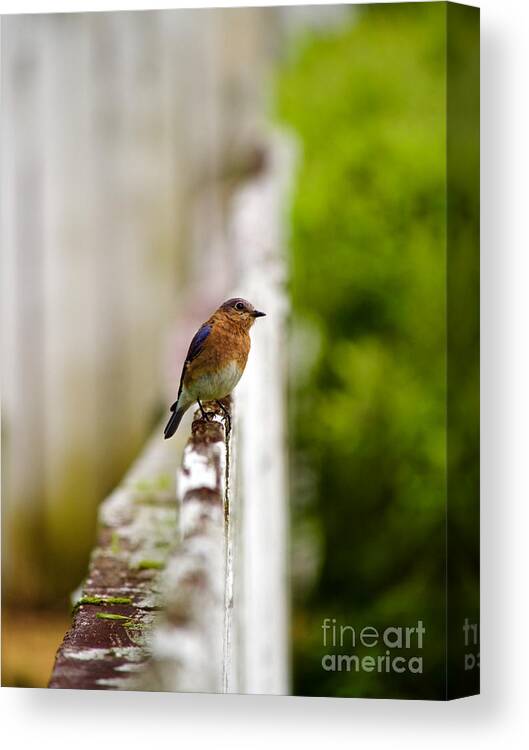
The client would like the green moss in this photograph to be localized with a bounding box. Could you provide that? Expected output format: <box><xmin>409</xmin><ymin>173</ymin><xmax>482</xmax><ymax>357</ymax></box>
<box><xmin>123</xmin><ymin>620</ymin><xmax>144</xmax><ymax>629</ymax></box>
<box><xmin>76</xmin><ymin>595</ymin><xmax>132</xmax><ymax>607</ymax></box>
<box><xmin>155</xmin><ymin>473</ymin><xmax>171</xmax><ymax>491</ymax></box>
<box><xmin>96</xmin><ymin>613</ymin><xmax>130</xmax><ymax>622</ymax></box>
<box><xmin>133</xmin><ymin>559</ymin><xmax>164</xmax><ymax>571</ymax></box>
<box><xmin>132</xmin><ymin>474</ymin><xmax>172</xmax><ymax>494</ymax></box>
<box><xmin>133</xmin><ymin>479</ymin><xmax>153</xmax><ymax>491</ymax></box>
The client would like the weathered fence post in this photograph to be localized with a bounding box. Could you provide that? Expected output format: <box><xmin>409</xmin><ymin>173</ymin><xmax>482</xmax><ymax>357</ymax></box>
<box><xmin>143</xmin><ymin>410</ymin><xmax>228</xmax><ymax>693</ymax></box>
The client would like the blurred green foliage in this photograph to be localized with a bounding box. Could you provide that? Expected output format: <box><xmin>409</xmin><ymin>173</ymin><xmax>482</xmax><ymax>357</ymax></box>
<box><xmin>277</xmin><ymin>3</ymin><xmax>452</xmax><ymax>698</ymax></box>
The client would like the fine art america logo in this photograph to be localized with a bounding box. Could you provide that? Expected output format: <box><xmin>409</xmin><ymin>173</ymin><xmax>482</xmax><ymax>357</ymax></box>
<box><xmin>321</xmin><ymin>618</ymin><xmax>425</xmax><ymax>675</ymax></box>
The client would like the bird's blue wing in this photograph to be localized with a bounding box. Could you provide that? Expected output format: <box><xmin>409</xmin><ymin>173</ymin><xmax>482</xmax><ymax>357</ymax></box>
<box><xmin>186</xmin><ymin>323</ymin><xmax>212</xmax><ymax>364</ymax></box>
<box><xmin>173</xmin><ymin>322</ymin><xmax>212</xmax><ymax>405</ymax></box>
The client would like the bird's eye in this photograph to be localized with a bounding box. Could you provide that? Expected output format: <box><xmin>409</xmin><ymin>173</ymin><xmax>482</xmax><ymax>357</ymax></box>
<box><xmin>235</xmin><ymin>302</ymin><xmax>244</xmax><ymax>311</ymax></box>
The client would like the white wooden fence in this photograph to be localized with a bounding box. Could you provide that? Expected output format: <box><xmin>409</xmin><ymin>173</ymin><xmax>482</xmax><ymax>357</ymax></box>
<box><xmin>49</xmin><ymin>137</ymin><xmax>292</xmax><ymax>693</ymax></box>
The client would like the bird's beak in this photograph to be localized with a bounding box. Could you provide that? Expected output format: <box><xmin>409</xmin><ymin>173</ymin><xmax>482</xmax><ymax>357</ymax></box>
<box><xmin>252</xmin><ymin>310</ymin><xmax>266</xmax><ymax>318</ymax></box>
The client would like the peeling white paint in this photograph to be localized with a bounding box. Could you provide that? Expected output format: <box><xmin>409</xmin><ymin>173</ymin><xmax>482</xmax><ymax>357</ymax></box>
<box><xmin>180</xmin><ymin>496</ymin><xmax>223</xmax><ymax>538</ymax></box>
<box><xmin>115</xmin><ymin>662</ymin><xmax>146</xmax><ymax>673</ymax></box>
<box><xmin>178</xmin><ymin>443</ymin><xmax>220</xmax><ymax>499</ymax></box>
<box><xmin>62</xmin><ymin>646</ymin><xmax>144</xmax><ymax>662</ymax></box>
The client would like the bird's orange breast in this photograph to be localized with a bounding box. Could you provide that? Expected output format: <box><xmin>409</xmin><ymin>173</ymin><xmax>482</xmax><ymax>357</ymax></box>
<box><xmin>184</xmin><ymin>318</ymin><xmax>250</xmax><ymax>387</ymax></box>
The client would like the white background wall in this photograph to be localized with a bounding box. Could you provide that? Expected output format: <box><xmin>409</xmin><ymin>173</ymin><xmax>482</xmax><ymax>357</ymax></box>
<box><xmin>1</xmin><ymin>0</ymin><xmax>528</xmax><ymax>747</ymax></box>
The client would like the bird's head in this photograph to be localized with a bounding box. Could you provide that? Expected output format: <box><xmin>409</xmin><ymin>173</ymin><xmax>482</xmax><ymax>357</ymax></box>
<box><xmin>218</xmin><ymin>298</ymin><xmax>266</xmax><ymax>329</ymax></box>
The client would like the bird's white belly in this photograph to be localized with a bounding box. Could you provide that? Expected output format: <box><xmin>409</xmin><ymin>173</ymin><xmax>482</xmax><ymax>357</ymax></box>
<box><xmin>188</xmin><ymin>360</ymin><xmax>243</xmax><ymax>402</ymax></box>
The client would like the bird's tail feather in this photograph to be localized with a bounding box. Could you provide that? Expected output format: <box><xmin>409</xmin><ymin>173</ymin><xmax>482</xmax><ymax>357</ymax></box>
<box><xmin>164</xmin><ymin>401</ymin><xmax>187</xmax><ymax>439</ymax></box>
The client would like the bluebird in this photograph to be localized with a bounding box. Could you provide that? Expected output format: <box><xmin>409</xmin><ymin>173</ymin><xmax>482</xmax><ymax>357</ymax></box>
<box><xmin>164</xmin><ymin>298</ymin><xmax>266</xmax><ymax>439</ymax></box>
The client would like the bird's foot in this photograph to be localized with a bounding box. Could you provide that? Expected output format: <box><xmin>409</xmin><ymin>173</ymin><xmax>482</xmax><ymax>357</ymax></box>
<box><xmin>215</xmin><ymin>401</ymin><xmax>231</xmax><ymax>434</ymax></box>
<box><xmin>197</xmin><ymin>399</ymin><xmax>214</xmax><ymax>422</ymax></box>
